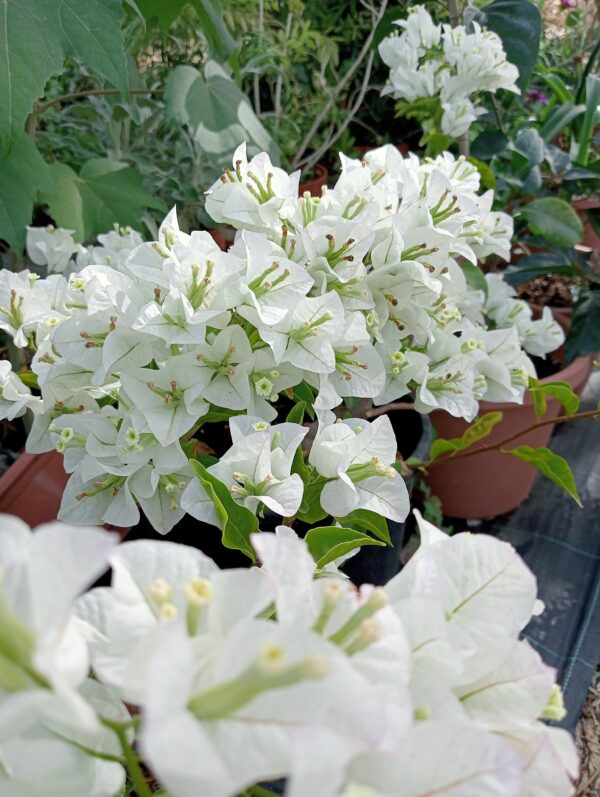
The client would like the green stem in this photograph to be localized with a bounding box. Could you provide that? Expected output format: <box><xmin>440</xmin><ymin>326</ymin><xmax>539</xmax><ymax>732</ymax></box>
<box><xmin>101</xmin><ymin>717</ymin><xmax>153</xmax><ymax>797</ymax></box>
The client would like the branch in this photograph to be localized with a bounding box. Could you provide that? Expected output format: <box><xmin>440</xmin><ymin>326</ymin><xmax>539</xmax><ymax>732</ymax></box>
<box><xmin>33</xmin><ymin>87</ymin><xmax>164</xmax><ymax>115</ymax></box>
<box><xmin>291</xmin><ymin>0</ymin><xmax>388</xmax><ymax>169</ymax></box>
<box><xmin>295</xmin><ymin>50</ymin><xmax>376</xmax><ymax>172</ymax></box>
<box><xmin>365</xmin><ymin>401</ymin><xmax>417</xmax><ymax>418</ymax></box>
<box><xmin>420</xmin><ymin>407</ymin><xmax>600</xmax><ymax>469</ymax></box>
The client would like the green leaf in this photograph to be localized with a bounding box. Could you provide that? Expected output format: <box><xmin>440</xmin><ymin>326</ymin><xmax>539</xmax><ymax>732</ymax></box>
<box><xmin>305</xmin><ymin>526</ymin><xmax>385</xmax><ymax>569</ymax></box>
<box><xmin>165</xmin><ymin>62</ymin><xmax>279</xmax><ymax>162</ymax></box>
<box><xmin>293</xmin><ymin>382</ymin><xmax>316</xmax><ymax>419</ymax></box>
<box><xmin>522</xmin><ymin>198</ymin><xmax>583</xmax><ymax>248</ymax></box>
<box><xmin>0</xmin><ymin>0</ymin><xmax>63</xmax><ymax>157</ymax></box>
<box><xmin>481</xmin><ymin>0</ymin><xmax>542</xmax><ymax>91</ymax></box>
<box><xmin>196</xmin><ymin>407</ymin><xmax>245</xmax><ymax>425</ymax></box>
<box><xmin>429</xmin><ymin>412</ymin><xmax>504</xmax><ymax>462</ymax></box>
<box><xmin>471</xmin><ymin>130</ymin><xmax>509</xmax><ymax>160</ymax></box>
<box><xmin>286</xmin><ymin>401</ymin><xmax>306</xmax><ymax>425</ymax></box>
<box><xmin>504</xmin><ymin>251</ymin><xmax>576</xmax><ymax>286</ymax></box>
<box><xmin>468</xmin><ymin>157</ymin><xmax>496</xmax><ymax>190</ymax></box>
<box><xmin>296</xmin><ymin>479</ymin><xmax>328</xmax><ymax>524</ymax></box>
<box><xmin>576</xmin><ymin>75</ymin><xmax>600</xmax><ymax>166</ymax></box>
<box><xmin>0</xmin><ymin>0</ymin><xmax>128</xmax><ymax>158</ymax></box>
<box><xmin>57</xmin><ymin>0</ymin><xmax>128</xmax><ymax>94</ymax></box>
<box><xmin>134</xmin><ymin>0</ymin><xmax>189</xmax><ymax>29</ymax></box>
<box><xmin>513</xmin><ymin>128</ymin><xmax>545</xmax><ymax>167</ymax></box>
<box><xmin>459</xmin><ymin>261</ymin><xmax>489</xmax><ymax>297</ymax></box>
<box><xmin>335</xmin><ymin>508</ymin><xmax>392</xmax><ymax>546</ymax></box>
<box><xmin>528</xmin><ymin>379</ymin><xmax>580</xmax><ymax>417</ymax></box>
<box><xmin>565</xmin><ymin>289</ymin><xmax>600</xmax><ymax>361</ymax></box>
<box><xmin>506</xmin><ymin>446</ymin><xmax>581</xmax><ymax>506</ymax></box>
<box><xmin>41</xmin><ymin>158</ymin><xmax>165</xmax><ymax>241</ymax></box>
<box><xmin>192</xmin><ymin>0</ymin><xmax>238</xmax><ymax>62</ymax></box>
<box><xmin>0</xmin><ymin>135</ymin><xmax>52</xmax><ymax>250</ymax></box>
<box><xmin>539</xmin><ymin>103</ymin><xmax>586</xmax><ymax>143</ymax></box>
<box><xmin>189</xmin><ymin>459</ymin><xmax>257</xmax><ymax>559</ymax></box>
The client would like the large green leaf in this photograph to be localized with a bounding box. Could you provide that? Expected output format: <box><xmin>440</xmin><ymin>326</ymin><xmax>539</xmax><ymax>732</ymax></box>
<box><xmin>522</xmin><ymin>198</ymin><xmax>583</xmax><ymax>248</ymax></box>
<box><xmin>480</xmin><ymin>0</ymin><xmax>542</xmax><ymax>91</ymax></box>
<box><xmin>189</xmin><ymin>459</ymin><xmax>258</xmax><ymax>559</ymax></box>
<box><xmin>507</xmin><ymin>446</ymin><xmax>581</xmax><ymax>507</ymax></box>
<box><xmin>0</xmin><ymin>1</ymin><xmax>62</xmax><ymax>157</ymax></box>
<box><xmin>165</xmin><ymin>62</ymin><xmax>279</xmax><ymax>162</ymax></box>
<box><xmin>428</xmin><ymin>412</ymin><xmax>504</xmax><ymax>462</ymax></box>
<box><xmin>41</xmin><ymin>158</ymin><xmax>165</xmax><ymax>241</ymax></box>
<box><xmin>305</xmin><ymin>526</ymin><xmax>385</xmax><ymax>569</ymax></box>
<box><xmin>0</xmin><ymin>135</ymin><xmax>52</xmax><ymax>250</ymax></box>
<box><xmin>0</xmin><ymin>0</ymin><xmax>127</xmax><ymax>158</ymax></box>
<box><xmin>565</xmin><ymin>289</ymin><xmax>600</xmax><ymax>361</ymax></box>
<box><xmin>57</xmin><ymin>0</ymin><xmax>128</xmax><ymax>94</ymax></box>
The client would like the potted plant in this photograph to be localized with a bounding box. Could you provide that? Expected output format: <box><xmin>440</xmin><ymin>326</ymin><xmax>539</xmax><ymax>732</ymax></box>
<box><xmin>2</xmin><ymin>141</ymin><xmax>578</xmax><ymax>583</ymax></box>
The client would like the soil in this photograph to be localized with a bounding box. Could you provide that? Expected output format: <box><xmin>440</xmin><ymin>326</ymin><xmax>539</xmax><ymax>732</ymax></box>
<box><xmin>517</xmin><ymin>274</ymin><xmax>581</xmax><ymax>308</ymax></box>
<box><xmin>576</xmin><ymin>673</ymin><xmax>600</xmax><ymax>796</ymax></box>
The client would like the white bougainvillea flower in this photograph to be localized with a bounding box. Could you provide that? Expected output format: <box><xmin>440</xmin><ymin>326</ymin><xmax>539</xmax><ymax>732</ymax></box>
<box><xmin>133</xmin><ymin>232</ymin><xmax>244</xmax><ymax>345</ymax></box>
<box><xmin>0</xmin><ymin>678</ymin><xmax>128</xmax><ymax>797</ymax></box>
<box><xmin>121</xmin><ymin>358</ymin><xmax>210</xmax><ymax>446</ymax></box>
<box><xmin>387</xmin><ymin>511</ymin><xmax>539</xmax><ymax>681</ymax></box>
<box><xmin>141</xmin><ymin>618</ymin><xmax>405</xmax><ymax>797</ymax></box>
<box><xmin>233</xmin><ymin>231</ymin><xmax>314</xmax><ymax>326</ymax></box>
<box><xmin>310</xmin><ymin>312</ymin><xmax>386</xmax><ymax>417</ymax></box>
<box><xmin>309</xmin><ymin>415</ymin><xmax>409</xmax><ymax>522</ymax></box>
<box><xmin>0</xmin><ymin>516</ymin><xmax>118</xmax><ymax>743</ymax></box>
<box><xmin>341</xmin><ymin>720</ymin><xmax>522</xmax><ymax>797</ymax></box>
<box><xmin>259</xmin><ymin>291</ymin><xmax>345</xmax><ymax>373</ymax></box>
<box><xmin>456</xmin><ymin>639</ymin><xmax>556</xmax><ymax>724</ymax></box>
<box><xmin>75</xmin><ymin>539</ymin><xmax>274</xmax><ymax>702</ymax></box>
<box><xmin>373</xmin><ymin>327</ymin><xmax>430</xmax><ymax>406</ymax></box>
<box><xmin>58</xmin><ymin>462</ymin><xmax>140</xmax><ymax>528</ymax></box>
<box><xmin>26</xmin><ymin>226</ymin><xmax>84</xmax><ymax>275</ymax></box>
<box><xmin>0</xmin><ymin>270</ymin><xmax>50</xmax><ymax>347</ymax></box>
<box><xmin>0</xmin><ymin>361</ymin><xmax>40</xmax><ymax>421</ymax></box>
<box><xmin>206</xmin><ymin>142</ymin><xmax>300</xmax><ymax>233</ymax></box>
<box><xmin>182</xmin><ymin>426</ymin><xmax>306</xmax><ymax>525</ymax></box>
<box><xmin>247</xmin><ymin>349</ymin><xmax>303</xmax><ymax>421</ymax></box>
<box><xmin>180</xmin><ymin>325</ymin><xmax>254</xmax><ymax>411</ymax></box>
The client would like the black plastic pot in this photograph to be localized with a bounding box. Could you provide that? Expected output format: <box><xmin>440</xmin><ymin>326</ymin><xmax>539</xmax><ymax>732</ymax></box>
<box><xmin>342</xmin><ymin>409</ymin><xmax>432</xmax><ymax>587</ymax></box>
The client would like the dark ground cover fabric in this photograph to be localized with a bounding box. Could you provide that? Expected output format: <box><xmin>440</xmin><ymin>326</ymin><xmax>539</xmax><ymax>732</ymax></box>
<box><xmin>473</xmin><ymin>368</ymin><xmax>600</xmax><ymax>731</ymax></box>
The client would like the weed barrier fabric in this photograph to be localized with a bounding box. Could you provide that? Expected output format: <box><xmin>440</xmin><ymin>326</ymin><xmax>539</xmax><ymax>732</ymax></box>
<box><xmin>473</xmin><ymin>369</ymin><xmax>600</xmax><ymax>731</ymax></box>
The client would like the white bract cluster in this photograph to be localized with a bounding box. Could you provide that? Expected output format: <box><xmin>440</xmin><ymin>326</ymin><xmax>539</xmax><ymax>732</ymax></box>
<box><xmin>1</xmin><ymin>143</ymin><xmax>563</xmax><ymax>533</ymax></box>
<box><xmin>379</xmin><ymin>5</ymin><xmax>520</xmax><ymax>136</ymax></box>
<box><xmin>0</xmin><ymin>513</ymin><xmax>577</xmax><ymax>797</ymax></box>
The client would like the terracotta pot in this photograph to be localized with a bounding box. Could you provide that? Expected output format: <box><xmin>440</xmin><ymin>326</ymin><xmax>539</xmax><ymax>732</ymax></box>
<box><xmin>423</xmin><ymin>354</ymin><xmax>594</xmax><ymax>519</ymax></box>
<box><xmin>0</xmin><ymin>450</ymin><xmax>130</xmax><ymax>536</ymax></box>
<box><xmin>299</xmin><ymin>163</ymin><xmax>328</xmax><ymax>197</ymax></box>
<box><xmin>572</xmin><ymin>198</ymin><xmax>600</xmax><ymax>252</ymax></box>
<box><xmin>0</xmin><ymin>450</ymin><xmax>69</xmax><ymax>526</ymax></box>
